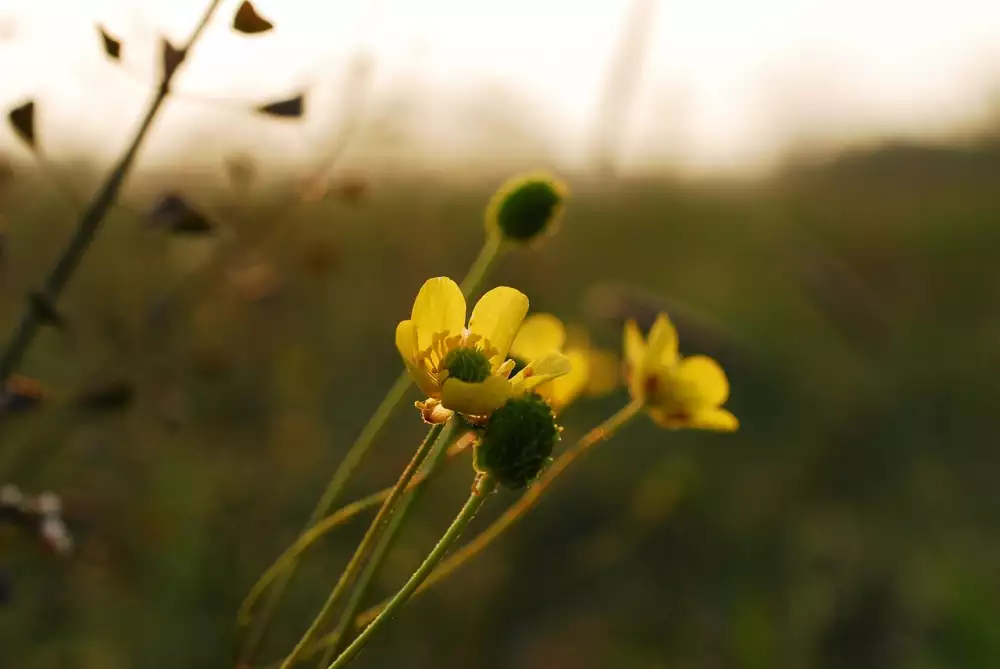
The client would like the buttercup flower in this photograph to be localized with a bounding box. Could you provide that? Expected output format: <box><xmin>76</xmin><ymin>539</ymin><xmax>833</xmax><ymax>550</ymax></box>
<box><xmin>509</xmin><ymin>313</ymin><xmax>590</xmax><ymax>414</ymax></box>
<box><xmin>623</xmin><ymin>313</ymin><xmax>738</xmax><ymax>431</ymax></box>
<box><xmin>396</xmin><ymin>278</ymin><xmax>572</xmax><ymax>422</ymax></box>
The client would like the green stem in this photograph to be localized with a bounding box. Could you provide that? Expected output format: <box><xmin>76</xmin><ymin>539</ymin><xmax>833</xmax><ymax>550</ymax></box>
<box><xmin>239</xmin><ymin>237</ymin><xmax>503</xmax><ymax>664</ymax></box>
<box><xmin>327</xmin><ymin>475</ymin><xmax>497</xmax><ymax>669</ymax></box>
<box><xmin>351</xmin><ymin>400</ymin><xmax>644</xmax><ymax>629</ymax></box>
<box><xmin>239</xmin><ymin>373</ymin><xmax>412</xmax><ymax>662</ymax></box>
<box><xmin>279</xmin><ymin>421</ymin><xmax>450</xmax><ymax>669</ymax></box>
<box><xmin>460</xmin><ymin>233</ymin><xmax>503</xmax><ymax>296</ymax></box>
<box><xmin>315</xmin><ymin>424</ymin><xmax>468</xmax><ymax>666</ymax></box>
<box><xmin>0</xmin><ymin>0</ymin><xmax>224</xmax><ymax>388</ymax></box>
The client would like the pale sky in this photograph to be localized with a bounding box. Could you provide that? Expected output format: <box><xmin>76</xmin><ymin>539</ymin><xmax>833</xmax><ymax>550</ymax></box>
<box><xmin>2</xmin><ymin>0</ymin><xmax>1000</xmax><ymax>203</ymax></box>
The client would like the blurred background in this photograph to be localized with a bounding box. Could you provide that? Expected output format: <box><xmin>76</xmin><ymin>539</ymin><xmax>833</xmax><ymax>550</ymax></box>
<box><xmin>2</xmin><ymin>0</ymin><xmax>1000</xmax><ymax>667</ymax></box>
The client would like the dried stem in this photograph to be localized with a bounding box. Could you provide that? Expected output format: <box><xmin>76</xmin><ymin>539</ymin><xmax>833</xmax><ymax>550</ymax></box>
<box><xmin>0</xmin><ymin>0</ymin><xmax>226</xmax><ymax>388</ymax></box>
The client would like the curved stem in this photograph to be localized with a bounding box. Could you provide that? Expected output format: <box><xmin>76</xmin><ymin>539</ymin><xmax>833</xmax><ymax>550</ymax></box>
<box><xmin>0</xmin><ymin>0</ymin><xmax>224</xmax><ymax>387</ymax></box>
<box><xmin>316</xmin><ymin>431</ymin><xmax>477</xmax><ymax>665</ymax></box>
<box><xmin>353</xmin><ymin>400</ymin><xmax>643</xmax><ymax>628</ymax></box>
<box><xmin>459</xmin><ymin>233</ymin><xmax>503</xmax><ymax>296</ymax></box>
<box><xmin>327</xmin><ymin>475</ymin><xmax>497</xmax><ymax>669</ymax></box>
<box><xmin>236</xmin><ymin>432</ymin><xmax>476</xmax><ymax>630</ymax></box>
<box><xmin>279</xmin><ymin>421</ymin><xmax>450</xmax><ymax>669</ymax></box>
<box><xmin>240</xmin><ymin>240</ymin><xmax>503</xmax><ymax>664</ymax></box>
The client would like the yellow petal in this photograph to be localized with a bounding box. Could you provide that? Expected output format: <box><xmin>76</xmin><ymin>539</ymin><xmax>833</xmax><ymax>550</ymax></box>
<box><xmin>511</xmin><ymin>351</ymin><xmax>573</xmax><ymax>393</ymax></box>
<box><xmin>623</xmin><ymin>320</ymin><xmax>646</xmax><ymax>399</ymax></box>
<box><xmin>510</xmin><ymin>313</ymin><xmax>566</xmax><ymax>362</ymax></box>
<box><xmin>584</xmin><ymin>348</ymin><xmax>620</xmax><ymax>397</ymax></box>
<box><xmin>647</xmin><ymin>407</ymin><xmax>682</xmax><ymax>429</ymax></box>
<box><xmin>406</xmin><ymin>361</ymin><xmax>441</xmax><ymax>399</ymax></box>
<box><xmin>688</xmin><ymin>408</ymin><xmax>739</xmax><ymax>432</ymax></box>
<box><xmin>440</xmin><ymin>375</ymin><xmax>512</xmax><ymax>416</ymax></box>
<box><xmin>411</xmin><ymin>277</ymin><xmax>466</xmax><ymax>352</ymax></box>
<box><xmin>672</xmin><ymin>355</ymin><xmax>730</xmax><ymax>408</ymax></box>
<box><xmin>394</xmin><ymin>320</ymin><xmax>418</xmax><ymax>365</ymax></box>
<box><xmin>646</xmin><ymin>313</ymin><xmax>679</xmax><ymax>367</ymax></box>
<box><xmin>623</xmin><ymin>320</ymin><xmax>644</xmax><ymax>369</ymax></box>
<box><xmin>496</xmin><ymin>358</ymin><xmax>516</xmax><ymax>378</ymax></box>
<box><xmin>468</xmin><ymin>286</ymin><xmax>529</xmax><ymax>368</ymax></box>
<box><xmin>538</xmin><ymin>348</ymin><xmax>589</xmax><ymax>413</ymax></box>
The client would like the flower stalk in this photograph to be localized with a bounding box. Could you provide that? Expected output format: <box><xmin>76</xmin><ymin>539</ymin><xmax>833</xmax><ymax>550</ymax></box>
<box><xmin>352</xmin><ymin>400</ymin><xmax>643</xmax><ymax>629</ymax></box>
<box><xmin>326</xmin><ymin>474</ymin><xmax>497</xmax><ymax>669</ymax></box>
<box><xmin>239</xmin><ymin>244</ymin><xmax>503</xmax><ymax>665</ymax></box>
<box><xmin>279</xmin><ymin>420</ymin><xmax>451</xmax><ymax>669</ymax></box>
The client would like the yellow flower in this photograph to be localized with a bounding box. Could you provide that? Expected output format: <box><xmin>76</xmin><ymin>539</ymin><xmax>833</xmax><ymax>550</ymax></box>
<box><xmin>509</xmin><ymin>313</ymin><xmax>590</xmax><ymax>413</ymax></box>
<box><xmin>396</xmin><ymin>278</ymin><xmax>572</xmax><ymax>420</ymax></box>
<box><xmin>623</xmin><ymin>313</ymin><xmax>738</xmax><ymax>432</ymax></box>
<box><xmin>565</xmin><ymin>323</ymin><xmax>620</xmax><ymax>398</ymax></box>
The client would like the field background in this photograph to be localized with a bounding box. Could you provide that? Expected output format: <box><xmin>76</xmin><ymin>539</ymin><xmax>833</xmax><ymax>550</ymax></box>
<box><xmin>2</xmin><ymin>135</ymin><xmax>999</xmax><ymax>668</ymax></box>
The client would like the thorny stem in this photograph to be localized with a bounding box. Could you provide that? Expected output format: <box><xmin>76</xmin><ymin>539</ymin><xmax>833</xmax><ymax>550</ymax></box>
<box><xmin>0</xmin><ymin>0</ymin><xmax>225</xmax><ymax>389</ymax></box>
<box><xmin>278</xmin><ymin>421</ymin><xmax>450</xmax><ymax>669</ymax></box>
<box><xmin>239</xmin><ymin>240</ymin><xmax>503</xmax><ymax>664</ymax></box>
<box><xmin>326</xmin><ymin>474</ymin><xmax>497</xmax><ymax>669</ymax></box>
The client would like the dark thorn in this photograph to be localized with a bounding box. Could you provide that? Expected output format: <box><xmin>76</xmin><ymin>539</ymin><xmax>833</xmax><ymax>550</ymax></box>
<box><xmin>161</xmin><ymin>38</ymin><xmax>186</xmax><ymax>81</ymax></box>
<box><xmin>8</xmin><ymin>101</ymin><xmax>35</xmax><ymax>149</ymax></box>
<box><xmin>149</xmin><ymin>194</ymin><xmax>215</xmax><ymax>235</ymax></box>
<box><xmin>97</xmin><ymin>25</ymin><xmax>122</xmax><ymax>60</ymax></box>
<box><xmin>233</xmin><ymin>0</ymin><xmax>274</xmax><ymax>34</ymax></box>
<box><xmin>256</xmin><ymin>95</ymin><xmax>305</xmax><ymax>119</ymax></box>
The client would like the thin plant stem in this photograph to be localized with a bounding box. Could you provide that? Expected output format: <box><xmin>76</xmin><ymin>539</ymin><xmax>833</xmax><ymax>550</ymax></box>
<box><xmin>279</xmin><ymin>419</ymin><xmax>454</xmax><ymax>669</ymax></box>
<box><xmin>459</xmin><ymin>232</ymin><xmax>502</xmax><ymax>295</ymax></box>
<box><xmin>0</xmin><ymin>0</ymin><xmax>225</xmax><ymax>389</ymax></box>
<box><xmin>326</xmin><ymin>474</ymin><xmax>497</xmax><ymax>669</ymax></box>
<box><xmin>239</xmin><ymin>240</ymin><xmax>503</xmax><ymax>664</ymax></box>
<box><xmin>237</xmin><ymin>431</ymin><xmax>475</xmax><ymax>628</ymax></box>
<box><xmin>316</xmin><ymin>427</ymin><xmax>477</xmax><ymax>665</ymax></box>
<box><xmin>238</xmin><ymin>373</ymin><xmax>411</xmax><ymax>662</ymax></box>
<box><xmin>352</xmin><ymin>400</ymin><xmax>643</xmax><ymax>629</ymax></box>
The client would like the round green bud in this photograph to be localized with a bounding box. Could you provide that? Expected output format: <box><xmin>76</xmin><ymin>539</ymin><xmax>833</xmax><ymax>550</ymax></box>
<box><xmin>473</xmin><ymin>392</ymin><xmax>559</xmax><ymax>490</ymax></box>
<box><xmin>485</xmin><ymin>172</ymin><xmax>568</xmax><ymax>244</ymax></box>
<box><xmin>442</xmin><ymin>347</ymin><xmax>492</xmax><ymax>384</ymax></box>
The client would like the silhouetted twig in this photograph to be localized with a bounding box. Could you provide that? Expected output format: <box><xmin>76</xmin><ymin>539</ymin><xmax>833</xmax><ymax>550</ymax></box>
<box><xmin>0</xmin><ymin>0</ymin><xmax>225</xmax><ymax>391</ymax></box>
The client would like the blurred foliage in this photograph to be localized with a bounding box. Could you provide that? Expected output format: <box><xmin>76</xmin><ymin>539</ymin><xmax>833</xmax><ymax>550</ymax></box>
<box><xmin>1</xmin><ymin>137</ymin><xmax>999</xmax><ymax>668</ymax></box>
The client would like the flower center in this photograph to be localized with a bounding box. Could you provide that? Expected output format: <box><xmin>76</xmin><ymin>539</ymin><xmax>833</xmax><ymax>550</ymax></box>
<box><xmin>442</xmin><ymin>347</ymin><xmax>492</xmax><ymax>384</ymax></box>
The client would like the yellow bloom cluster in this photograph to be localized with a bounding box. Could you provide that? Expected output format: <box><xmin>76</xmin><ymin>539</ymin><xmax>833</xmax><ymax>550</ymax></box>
<box><xmin>396</xmin><ymin>280</ymin><xmax>737</xmax><ymax>434</ymax></box>
<box><xmin>395</xmin><ymin>277</ymin><xmax>572</xmax><ymax>423</ymax></box>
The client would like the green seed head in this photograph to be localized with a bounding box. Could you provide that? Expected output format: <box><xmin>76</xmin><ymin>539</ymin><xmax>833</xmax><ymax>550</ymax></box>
<box><xmin>474</xmin><ymin>392</ymin><xmax>560</xmax><ymax>490</ymax></box>
<box><xmin>486</xmin><ymin>172</ymin><xmax>568</xmax><ymax>244</ymax></box>
<box><xmin>442</xmin><ymin>347</ymin><xmax>492</xmax><ymax>384</ymax></box>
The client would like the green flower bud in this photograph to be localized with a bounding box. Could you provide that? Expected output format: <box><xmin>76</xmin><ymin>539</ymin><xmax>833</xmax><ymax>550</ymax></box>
<box><xmin>473</xmin><ymin>392</ymin><xmax>560</xmax><ymax>489</ymax></box>
<box><xmin>485</xmin><ymin>172</ymin><xmax>568</xmax><ymax>244</ymax></box>
<box><xmin>442</xmin><ymin>347</ymin><xmax>492</xmax><ymax>384</ymax></box>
